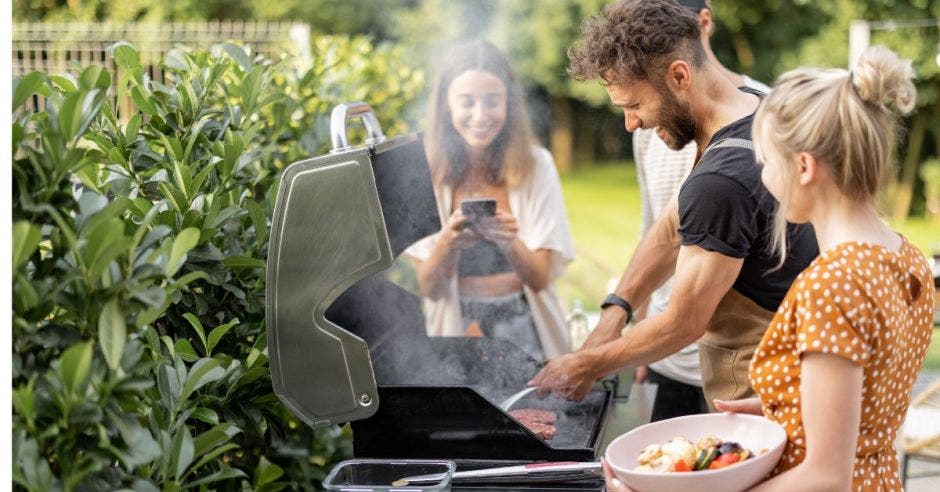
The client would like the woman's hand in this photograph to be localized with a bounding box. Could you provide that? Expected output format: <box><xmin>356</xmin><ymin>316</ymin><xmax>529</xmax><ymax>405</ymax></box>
<box><xmin>713</xmin><ymin>397</ymin><xmax>763</xmax><ymax>416</ymax></box>
<box><xmin>602</xmin><ymin>458</ymin><xmax>635</xmax><ymax>492</ymax></box>
<box><xmin>475</xmin><ymin>210</ymin><xmax>519</xmax><ymax>250</ymax></box>
<box><xmin>440</xmin><ymin>209</ymin><xmax>477</xmax><ymax>250</ymax></box>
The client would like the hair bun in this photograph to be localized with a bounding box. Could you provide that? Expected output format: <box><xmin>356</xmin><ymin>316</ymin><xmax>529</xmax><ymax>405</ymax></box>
<box><xmin>851</xmin><ymin>45</ymin><xmax>916</xmax><ymax>114</ymax></box>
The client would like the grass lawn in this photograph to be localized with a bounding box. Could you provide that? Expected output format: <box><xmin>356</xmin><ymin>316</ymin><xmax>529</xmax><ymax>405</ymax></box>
<box><xmin>556</xmin><ymin>162</ymin><xmax>940</xmax><ymax>370</ymax></box>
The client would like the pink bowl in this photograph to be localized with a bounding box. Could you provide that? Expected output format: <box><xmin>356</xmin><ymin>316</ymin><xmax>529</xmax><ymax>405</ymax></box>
<box><xmin>605</xmin><ymin>413</ymin><xmax>787</xmax><ymax>492</ymax></box>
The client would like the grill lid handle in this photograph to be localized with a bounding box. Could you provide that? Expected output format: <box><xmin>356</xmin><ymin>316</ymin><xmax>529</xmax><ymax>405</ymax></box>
<box><xmin>330</xmin><ymin>102</ymin><xmax>386</xmax><ymax>152</ymax></box>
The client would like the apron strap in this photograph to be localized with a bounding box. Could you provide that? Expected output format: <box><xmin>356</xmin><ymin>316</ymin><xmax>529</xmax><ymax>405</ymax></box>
<box><xmin>701</xmin><ymin>137</ymin><xmax>753</xmax><ymax>159</ymax></box>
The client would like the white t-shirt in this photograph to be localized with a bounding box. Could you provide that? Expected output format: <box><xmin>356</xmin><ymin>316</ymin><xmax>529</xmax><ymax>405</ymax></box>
<box><xmin>406</xmin><ymin>146</ymin><xmax>576</xmax><ymax>358</ymax></box>
<box><xmin>633</xmin><ymin>76</ymin><xmax>769</xmax><ymax>387</ymax></box>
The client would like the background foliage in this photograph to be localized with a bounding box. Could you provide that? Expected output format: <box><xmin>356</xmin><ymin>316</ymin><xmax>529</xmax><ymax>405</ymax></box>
<box><xmin>12</xmin><ymin>39</ymin><xmax>423</xmax><ymax>490</ymax></box>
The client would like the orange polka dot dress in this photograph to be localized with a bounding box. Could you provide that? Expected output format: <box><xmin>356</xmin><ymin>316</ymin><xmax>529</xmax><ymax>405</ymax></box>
<box><xmin>749</xmin><ymin>237</ymin><xmax>935</xmax><ymax>491</ymax></box>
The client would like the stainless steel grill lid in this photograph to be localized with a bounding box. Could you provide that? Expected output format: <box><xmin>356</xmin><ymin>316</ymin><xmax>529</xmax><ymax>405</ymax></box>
<box><xmin>265</xmin><ymin>102</ymin><xmax>439</xmax><ymax>428</ymax></box>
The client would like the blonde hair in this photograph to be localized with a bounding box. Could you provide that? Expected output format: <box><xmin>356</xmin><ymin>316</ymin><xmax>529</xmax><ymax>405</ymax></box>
<box><xmin>425</xmin><ymin>40</ymin><xmax>535</xmax><ymax>188</ymax></box>
<box><xmin>753</xmin><ymin>45</ymin><xmax>916</xmax><ymax>264</ymax></box>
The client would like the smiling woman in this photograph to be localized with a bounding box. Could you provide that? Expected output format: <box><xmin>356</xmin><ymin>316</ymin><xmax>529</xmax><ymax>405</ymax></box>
<box><xmin>405</xmin><ymin>40</ymin><xmax>576</xmax><ymax>361</ymax></box>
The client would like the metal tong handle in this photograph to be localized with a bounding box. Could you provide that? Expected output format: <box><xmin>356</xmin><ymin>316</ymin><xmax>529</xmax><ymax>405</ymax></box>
<box><xmin>500</xmin><ymin>387</ymin><xmax>537</xmax><ymax>411</ymax></box>
<box><xmin>330</xmin><ymin>101</ymin><xmax>386</xmax><ymax>153</ymax></box>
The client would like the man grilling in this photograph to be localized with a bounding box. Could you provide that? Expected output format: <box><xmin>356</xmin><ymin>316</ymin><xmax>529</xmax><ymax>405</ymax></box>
<box><xmin>529</xmin><ymin>0</ymin><xmax>818</xmax><ymax>408</ymax></box>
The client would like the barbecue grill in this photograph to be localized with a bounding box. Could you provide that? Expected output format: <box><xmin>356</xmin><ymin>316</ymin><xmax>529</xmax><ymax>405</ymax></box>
<box><xmin>266</xmin><ymin>103</ymin><xmax>638</xmax><ymax>490</ymax></box>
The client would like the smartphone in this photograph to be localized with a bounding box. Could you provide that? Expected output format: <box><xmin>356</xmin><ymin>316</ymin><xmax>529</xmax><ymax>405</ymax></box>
<box><xmin>460</xmin><ymin>198</ymin><xmax>497</xmax><ymax>222</ymax></box>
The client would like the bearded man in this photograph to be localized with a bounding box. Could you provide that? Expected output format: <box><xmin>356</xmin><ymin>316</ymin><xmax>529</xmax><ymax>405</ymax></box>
<box><xmin>530</xmin><ymin>0</ymin><xmax>818</xmax><ymax>408</ymax></box>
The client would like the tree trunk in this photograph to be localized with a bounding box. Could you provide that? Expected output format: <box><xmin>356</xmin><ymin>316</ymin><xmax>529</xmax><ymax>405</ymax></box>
<box><xmin>551</xmin><ymin>96</ymin><xmax>573</xmax><ymax>172</ymax></box>
<box><xmin>573</xmin><ymin>104</ymin><xmax>596</xmax><ymax>167</ymax></box>
<box><xmin>730</xmin><ymin>31</ymin><xmax>755</xmax><ymax>75</ymax></box>
<box><xmin>891</xmin><ymin>112</ymin><xmax>927</xmax><ymax>222</ymax></box>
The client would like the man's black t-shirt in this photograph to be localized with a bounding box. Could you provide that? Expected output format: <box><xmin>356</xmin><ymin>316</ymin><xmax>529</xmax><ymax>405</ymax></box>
<box><xmin>677</xmin><ymin>111</ymin><xmax>818</xmax><ymax>312</ymax></box>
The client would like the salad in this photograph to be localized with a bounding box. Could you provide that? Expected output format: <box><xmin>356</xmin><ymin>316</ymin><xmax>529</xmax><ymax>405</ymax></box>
<box><xmin>634</xmin><ymin>436</ymin><xmax>758</xmax><ymax>472</ymax></box>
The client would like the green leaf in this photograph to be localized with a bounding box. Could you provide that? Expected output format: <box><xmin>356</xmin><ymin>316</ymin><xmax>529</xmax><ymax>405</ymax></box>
<box><xmin>13</xmin><ymin>72</ymin><xmax>44</xmax><ymax>111</ymax></box>
<box><xmin>182</xmin><ymin>118</ymin><xmax>212</xmax><ymax>166</ymax></box>
<box><xmin>159</xmin><ymin>182</ymin><xmax>188</xmax><ymax>214</ymax></box>
<box><xmin>58</xmin><ymin>89</ymin><xmax>105</xmax><ymax>142</ymax></box>
<box><xmin>12</xmin><ymin>221</ymin><xmax>41</xmax><ymax>270</ymax></box>
<box><xmin>12</xmin><ymin>431</ymin><xmax>57</xmax><ymax>491</ymax></box>
<box><xmin>98</xmin><ymin>298</ymin><xmax>127</xmax><ymax>371</ymax></box>
<box><xmin>183</xmin><ymin>466</ymin><xmax>246</xmax><ymax>489</ymax></box>
<box><xmin>167</xmin><ymin>227</ymin><xmax>200</xmax><ymax>277</ymax></box>
<box><xmin>190</xmin><ymin>407</ymin><xmax>219</xmax><ymax>426</ymax></box>
<box><xmin>13</xmin><ymin>274</ymin><xmax>39</xmax><ymax>313</ymax></box>
<box><xmin>49</xmin><ymin>74</ymin><xmax>76</xmax><ymax>92</ymax></box>
<box><xmin>180</xmin><ymin>358</ymin><xmax>224</xmax><ymax>402</ymax></box>
<box><xmin>193</xmin><ymin>423</ymin><xmax>241</xmax><ymax>457</ymax></box>
<box><xmin>173</xmin><ymin>158</ymin><xmax>193</xmax><ymax>201</ymax></box>
<box><xmin>169</xmin><ymin>270</ymin><xmax>209</xmax><ymax>290</ymax></box>
<box><xmin>246</xmin><ymin>332</ymin><xmax>267</xmax><ymax>369</ymax></box>
<box><xmin>12</xmin><ymin>379</ymin><xmax>36</xmax><ymax>428</ymax></box>
<box><xmin>157</xmin><ymin>364</ymin><xmax>180</xmax><ymax>411</ymax></box>
<box><xmin>124</xmin><ymin>113</ymin><xmax>142</xmax><ymax>143</ymax></box>
<box><xmin>110</xmin><ymin>41</ymin><xmax>140</xmax><ymax>69</ymax></box>
<box><xmin>78</xmin><ymin>65</ymin><xmax>110</xmax><ymax>90</ymax></box>
<box><xmin>82</xmin><ymin>217</ymin><xmax>125</xmax><ymax>282</ymax></box>
<box><xmin>187</xmin><ymin>443</ymin><xmax>238</xmax><ymax>477</ymax></box>
<box><xmin>222</xmin><ymin>255</ymin><xmax>265</xmax><ymax>269</ymax></box>
<box><xmin>222</xmin><ymin>43</ymin><xmax>252</xmax><ymax>72</ymax></box>
<box><xmin>172</xmin><ymin>426</ymin><xmax>195</xmax><ymax>480</ymax></box>
<box><xmin>182</xmin><ymin>313</ymin><xmax>207</xmax><ymax>355</ymax></box>
<box><xmin>60</xmin><ymin>342</ymin><xmax>94</xmax><ymax>395</ymax></box>
<box><xmin>207</xmin><ymin>319</ymin><xmax>238</xmax><ymax>355</ymax></box>
<box><xmin>174</xmin><ymin>339</ymin><xmax>199</xmax><ymax>363</ymax></box>
<box><xmin>131</xmin><ymin>85</ymin><xmax>158</xmax><ymax>115</ymax></box>
<box><xmin>254</xmin><ymin>457</ymin><xmax>284</xmax><ymax>488</ymax></box>
<box><xmin>137</xmin><ymin>302</ymin><xmax>171</xmax><ymax>328</ymax></box>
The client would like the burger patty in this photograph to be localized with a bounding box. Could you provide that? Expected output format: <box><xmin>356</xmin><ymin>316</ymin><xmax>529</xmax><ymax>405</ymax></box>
<box><xmin>508</xmin><ymin>409</ymin><xmax>557</xmax><ymax>425</ymax></box>
<box><xmin>509</xmin><ymin>409</ymin><xmax>558</xmax><ymax>440</ymax></box>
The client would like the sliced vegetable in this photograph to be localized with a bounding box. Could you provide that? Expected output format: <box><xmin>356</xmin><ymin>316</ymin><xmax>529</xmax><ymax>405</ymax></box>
<box><xmin>708</xmin><ymin>452</ymin><xmax>742</xmax><ymax>470</ymax></box>
<box><xmin>693</xmin><ymin>447</ymin><xmax>719</xmax><ymax>471</ymax></box>
<box><xmin>674</xmin><ymin>460</ymin><xmax>691</xmax><ymax>472</ymax></box>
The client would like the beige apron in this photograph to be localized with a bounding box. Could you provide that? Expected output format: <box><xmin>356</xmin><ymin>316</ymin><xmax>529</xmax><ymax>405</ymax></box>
<box><xmin>698</xmin><ymin>288</ymin><xmax>774</xmax><ymax>411</ymax></box>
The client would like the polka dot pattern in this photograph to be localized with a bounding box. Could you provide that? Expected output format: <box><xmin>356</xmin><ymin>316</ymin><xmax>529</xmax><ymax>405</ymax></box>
<box><xmin>749</xmin><ymin>238</ymin><xmax>935</xmax><ymax>491</ymax></box>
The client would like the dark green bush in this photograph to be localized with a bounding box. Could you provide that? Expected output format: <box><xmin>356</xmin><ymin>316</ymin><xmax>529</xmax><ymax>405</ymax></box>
<box><xmin>12</xmin><ymin>38</ymin><xmax>424</xmax><ymax>491</ymax></box>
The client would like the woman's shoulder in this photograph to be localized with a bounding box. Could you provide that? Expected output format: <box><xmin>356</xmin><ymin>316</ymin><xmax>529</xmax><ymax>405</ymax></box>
<box><xmin>527</xmin><ymin>145</ymin><xmax>560</xmax><ymax>180</ymax></box>
<box><xmin>529</xmin><ymin>145</ymin><xmax>554</xmax><ymax>167</ymax></box>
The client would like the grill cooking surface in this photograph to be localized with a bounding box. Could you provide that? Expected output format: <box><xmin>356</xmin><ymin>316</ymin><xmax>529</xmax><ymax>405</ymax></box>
<box><xmin>507</xmin><ymin>390</ymin><xmax>608</xmax><ymax>449</ymax></box>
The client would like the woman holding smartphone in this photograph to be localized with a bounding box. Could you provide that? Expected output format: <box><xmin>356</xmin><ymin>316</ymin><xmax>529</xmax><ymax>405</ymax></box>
<box><xmin>407</xmin><ymin>40</ymin><xmax>575</xmax><ymax>361</ymax></box>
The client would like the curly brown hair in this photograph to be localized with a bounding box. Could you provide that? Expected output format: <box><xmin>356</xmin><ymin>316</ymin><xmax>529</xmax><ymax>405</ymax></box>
<box><xmin>567</xmin><ymin>0</ymin><xmax>705</xmax><ymax>83</ymax></box>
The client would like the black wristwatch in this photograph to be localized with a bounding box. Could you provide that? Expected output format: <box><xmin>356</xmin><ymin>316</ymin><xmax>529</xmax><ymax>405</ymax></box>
<box><xmin>601</xmin><ymin>293</ymin><xmax>634</xmax><ymax>324</ymax></box>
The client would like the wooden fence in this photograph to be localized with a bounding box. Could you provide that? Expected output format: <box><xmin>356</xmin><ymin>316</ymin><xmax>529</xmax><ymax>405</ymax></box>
<box><xmin>12</xmin><ymin>20</ymin><xmax>311</xmax><ymax>114</ymax></box>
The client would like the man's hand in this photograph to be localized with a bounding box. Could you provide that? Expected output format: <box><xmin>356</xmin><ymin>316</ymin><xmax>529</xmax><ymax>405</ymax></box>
<box><xmin>528</xmin><ymin>352</ymin><xmax>599</xmax><ymax>401</ymax></box>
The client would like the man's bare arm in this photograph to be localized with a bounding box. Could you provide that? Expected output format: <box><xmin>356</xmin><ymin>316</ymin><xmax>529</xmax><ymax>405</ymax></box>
<box><xmin>581</xmin><ymin>196</ymin><xmax>682</xmax><ymax>349</ymax></box>
<box><xmin>585</xmin><ymin>245</ymin><xmax>743</xmax><ymax>375</ymax></box>
<box><xmin>529</xmin><ymin>244</ymin><xmax>743</xmax><ymax>400</ymax></box>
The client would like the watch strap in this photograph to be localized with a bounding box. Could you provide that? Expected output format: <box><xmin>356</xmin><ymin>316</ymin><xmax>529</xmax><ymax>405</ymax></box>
<box><xmin>601</xmin><ymin>293</ymin><xmax>634</xmax><ymax>324</ymax></box>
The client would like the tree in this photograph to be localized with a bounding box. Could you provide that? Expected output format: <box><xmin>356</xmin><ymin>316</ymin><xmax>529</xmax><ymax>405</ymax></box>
<box><xmin>780</xmin><ymin>0</ymin><xmax>940</xmax><ymax>221</ymax></box>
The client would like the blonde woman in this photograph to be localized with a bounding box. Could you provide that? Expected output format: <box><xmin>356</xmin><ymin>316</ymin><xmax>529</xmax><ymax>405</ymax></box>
<box><xmin>407</xmin><ymin>40</ymin><xmax>575</xmax><ymax>361</ymax></box>
<box><xmin>709</xmin><ymin>46</ymin><xmax>935</xmax><ymax>492</ymax></box>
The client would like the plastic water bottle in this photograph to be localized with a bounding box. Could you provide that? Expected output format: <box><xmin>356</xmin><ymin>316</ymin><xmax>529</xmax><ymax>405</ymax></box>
<box><xmin>567</xmin><ymin>299</ymin><xmax>590</xmax><ymax>350</ymax></box>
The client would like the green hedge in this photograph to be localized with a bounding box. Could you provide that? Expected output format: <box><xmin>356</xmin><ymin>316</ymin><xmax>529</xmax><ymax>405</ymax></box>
<box><xmin>12</xmin><ymin>38</ymin><xmax>424</xmax><ymax>491</ymax></box>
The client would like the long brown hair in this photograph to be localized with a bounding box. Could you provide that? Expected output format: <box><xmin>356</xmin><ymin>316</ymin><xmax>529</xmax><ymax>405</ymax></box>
<box><xmin>425</xmin><ymin>40</ymin><xmax>535</xmax><ymax>188</ymax></box>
